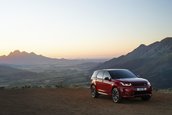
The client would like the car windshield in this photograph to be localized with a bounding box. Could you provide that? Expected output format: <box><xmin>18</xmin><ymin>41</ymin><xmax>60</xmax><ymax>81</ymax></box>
<box><xmin>108</xmin><ymin>70</ymin><xmax>137</xmax><ymax>79</ymax></box>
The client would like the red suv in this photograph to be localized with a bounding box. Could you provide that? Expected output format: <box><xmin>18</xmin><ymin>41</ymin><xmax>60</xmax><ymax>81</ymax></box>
<box><xmin>90</xmin><ymin>69</ymin><xmax>152</xmax><ymax>103</ymax></box>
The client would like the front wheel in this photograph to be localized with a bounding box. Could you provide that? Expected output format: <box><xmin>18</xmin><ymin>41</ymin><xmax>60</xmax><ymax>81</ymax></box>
<box><xmin>112</xmin><ymin>88</ymin><xmax>121</xmax><ymax>103</ymax></box>
<box><xmin>90</xmin><ymin>85</ymin><xmax>99</xmax><ymax>98</ymax></box>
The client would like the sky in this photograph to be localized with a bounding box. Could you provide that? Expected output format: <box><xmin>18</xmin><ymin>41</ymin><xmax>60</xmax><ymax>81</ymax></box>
<box><xmin>0</xmin><ymin>0</ymin><xmax>172</xmax><ymax>59</ymax></box>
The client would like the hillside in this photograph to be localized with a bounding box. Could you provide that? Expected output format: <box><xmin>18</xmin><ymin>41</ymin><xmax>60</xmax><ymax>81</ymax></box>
<box><xmin>94</xmin><ymin>37</ymin><xmax>172</xmax><ymax>88</ymax></box>
<box><xmin>0</xmin><ymin>88</ymin><xmax>172</xmax><ymax>115</ymax></box>
<box><xmin>0</xmin><ymin>65</ymin><xmax>39</xmax><ymax>81</ymax></box>
<box><xmin>0</xmin><ymin>64</ymin><xmax>89</xmax><ymax>88</ymax></box>
<box><xmin>0</xmin><ymin>65</ymin><xmax>50</xmax><ymax>87</ymax></box>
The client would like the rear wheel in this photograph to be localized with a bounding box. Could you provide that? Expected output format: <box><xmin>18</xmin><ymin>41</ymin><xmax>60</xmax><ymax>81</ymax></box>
<box><xmin>141</xmin><ymin>95</ymin><xmax>151</xmax><ymax>101</ymax></box>
<box><xmin>91</xmin><ymin>85</ymin><xmax>99</xmax><ymax>98</ymax></box>
<box><xmin>112</xmin><ymin>88</ymin><xmax>121</xmax><ymax>103</ymax></box>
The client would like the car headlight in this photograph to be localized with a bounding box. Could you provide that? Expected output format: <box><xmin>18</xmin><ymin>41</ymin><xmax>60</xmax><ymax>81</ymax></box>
<box><xmin>120</xmin><ymin>82</ymin><xmax>132</xmax><ymax>86</ymax></box>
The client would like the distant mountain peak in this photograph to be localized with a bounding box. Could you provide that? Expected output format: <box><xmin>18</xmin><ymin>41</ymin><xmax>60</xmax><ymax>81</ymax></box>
<box><xmin>127</xmin><ymin>37</ymin><xmax>172</xmax><ymax>58</ymax></box>
<box><xmin>8</xmin><ymin>50</ymin><xmax>34</xmax><ymax>57</ymax></box>
<box><xmin>0</xmin><ymin>50</ymin><xmax>70</xmax><ymax>65</ymax></box>
<box><xmin>161</xmin><ymin>37</ymin><xmax>172</xmax><ymax>41</ymax></box>
<box><xmin>8</xmin><ymin>50</ymin><xmax>22</xmax><ymax>56</ymax></box>
<box><xmin>30</xmin><ymin>52</ymin><xmax>36</xmax><ymax>55</ymax></box>
<box><xmin>160</xmin><ymin>37</ymin><xmax>172</xmax><ymax>44</ymax></box>
<box><xmin>96</xmin><ymin>37</ymin><xmax>172</xmax><ymax>67</ymax></box>
<box><xmin>11</xmin><ymin>50</ymin><xmax>21</xmax><ymax>54</ymax></box>
<box><xmin>139</xmin><ymin>44</ymin><xmax>146</xmax><ymax>47</ymax></box>
<box><xmin>0</xmin><ymin>50</ymin><xmax>56</xmax><ymax>65</ymax></box>
<box><xmin>137</xmin><ymin>44</ymin><xmax>147</xmax><ymax>49</ymax></box>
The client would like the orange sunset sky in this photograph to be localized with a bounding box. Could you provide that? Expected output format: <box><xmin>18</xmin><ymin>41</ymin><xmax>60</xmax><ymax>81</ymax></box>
<box><xmin>0</xmin><ymin>0</ymin><xmax>172</xmax><ymax>59</ymax></box>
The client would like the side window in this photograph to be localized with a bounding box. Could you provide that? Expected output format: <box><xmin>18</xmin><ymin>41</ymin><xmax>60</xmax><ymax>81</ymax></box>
<box><xmin>91</xmin><ymin>71</ymin><xmax>98</xmax><ymax>79</ymax></box>
<box><xmin>97</xmin><ymin>71</ymin><xmax>104</xmax><ymax>79</ymax></box>
<box><xmin>103</xmin><ymin>71</ymin><xmax>111</xmax><ymax>79</ymax></box>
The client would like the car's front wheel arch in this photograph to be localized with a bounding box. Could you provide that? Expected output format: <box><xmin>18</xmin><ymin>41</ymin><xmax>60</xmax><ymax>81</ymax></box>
<box><xmin>111</xmin><ymin>87</ymin><xmax>122</xmax><ymax>103</ymax></box>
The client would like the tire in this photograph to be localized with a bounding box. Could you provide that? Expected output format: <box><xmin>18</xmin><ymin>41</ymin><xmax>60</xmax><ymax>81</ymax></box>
<box><xmin>141</xmin><ymin>95</ymin><xmax>151</xmax><ymax>101</ymax></box>
<box><xmin>90</xmin><ymin>85</ymin><xmax>99</xmax><ymax>98</ymax></box>
<box><xmin>112</xmin><ymin>88</ymin><xmax>121</xmax><ymax>103</ymax></box>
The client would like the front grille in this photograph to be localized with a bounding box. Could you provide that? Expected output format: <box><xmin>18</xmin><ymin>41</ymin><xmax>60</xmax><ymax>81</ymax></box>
<box><xmin>132</xmin><ymin>82</ymin><xmax>147</xmax><ymax>87</ymax></box>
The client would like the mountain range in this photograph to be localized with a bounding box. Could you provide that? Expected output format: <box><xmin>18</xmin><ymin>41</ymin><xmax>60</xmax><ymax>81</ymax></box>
<box><xmin>0</xmin><ymin>50</ymin><xmax>106</xmax><ymax>65</ymax></box>
<box><xmin>0</xmin><ymin>50</ymin><xmax>68</xmax><ymax>65</ymax></box>
<box><xmin>1</xmin><ymin>37</ymin><xmax>172</xmax><ymax>89</ymax></box>
<box><xmin>94</xmin><ymin>37</ymin><xmax>172</xmax><ymax>88</ymax></box>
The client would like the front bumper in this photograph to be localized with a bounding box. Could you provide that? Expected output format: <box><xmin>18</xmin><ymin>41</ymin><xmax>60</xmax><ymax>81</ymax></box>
<box><xmin>119</xmin><ymin>86</ymin><xmax>152</xmax><ymax>98</ymax></box>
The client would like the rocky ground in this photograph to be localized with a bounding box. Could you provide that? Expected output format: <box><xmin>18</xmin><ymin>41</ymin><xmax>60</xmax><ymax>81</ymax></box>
<box><xmin>0</xmin><ymin>88</ymin><xmax>172</xmax><ymax>115</ymax></box>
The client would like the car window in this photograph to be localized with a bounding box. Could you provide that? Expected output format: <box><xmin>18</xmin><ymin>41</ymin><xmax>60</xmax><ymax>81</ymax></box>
<box><xmin>97</xmin><ymin>71</ymin><xmax>104</xmax><ymax>79</ymax></box>
<box><xmin>91</xmin><ymin>71</ymin><xmax>99</xmax><ymax>79</ymax></box>
<box><xmin>109</xmin><ymin>70</ymin><xmax>137</xmax><ymax>79</ymax></box>
<box><xmin>103</xmin><ymin>71</ymin><xmax>111</xmax><ymax>79</ymax></box>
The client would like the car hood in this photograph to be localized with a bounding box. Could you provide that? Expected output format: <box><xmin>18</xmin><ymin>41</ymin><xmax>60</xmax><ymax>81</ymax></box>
<box><xmin>116</xmin><ymin>78</ymin><xmax>148</xmax><ymax>83</ymax></box>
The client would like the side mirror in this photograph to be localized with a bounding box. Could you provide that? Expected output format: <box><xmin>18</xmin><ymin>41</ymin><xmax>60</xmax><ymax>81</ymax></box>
<box><xmin>104</xmin><ymin>77</ymin><xmax>111</xmax><ymax>81</ymax></box>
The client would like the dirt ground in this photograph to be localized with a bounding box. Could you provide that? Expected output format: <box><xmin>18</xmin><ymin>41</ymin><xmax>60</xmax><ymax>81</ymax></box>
<box><xmin>0</xmin><ymin>88</ymin><xmax>172</xmax><ymax>115</ymax></box>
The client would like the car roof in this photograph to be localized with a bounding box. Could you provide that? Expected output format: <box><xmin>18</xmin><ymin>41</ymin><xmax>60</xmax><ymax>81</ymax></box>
<box><xmin>96</xmin><ymin>69</ymin><xmax>129</xmax><ymax>72</ymax></box>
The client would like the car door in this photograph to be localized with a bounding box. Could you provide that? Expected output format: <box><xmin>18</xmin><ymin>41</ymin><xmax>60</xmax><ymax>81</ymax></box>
<box><xmin>102</xmin><ymin>71</ymin><xmax>112</xmax><ymax>94</ymax></box>
<box><xmin>96</xmin><ymin>71</ymin><xmax>104</xmax><ymax>92</ymax></box>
